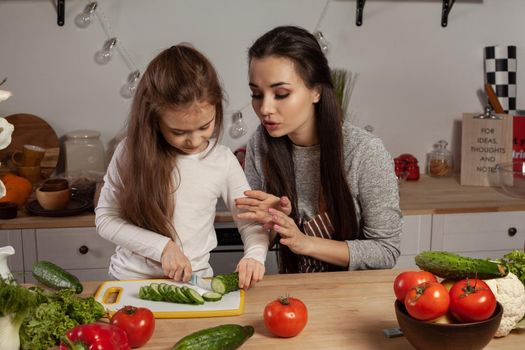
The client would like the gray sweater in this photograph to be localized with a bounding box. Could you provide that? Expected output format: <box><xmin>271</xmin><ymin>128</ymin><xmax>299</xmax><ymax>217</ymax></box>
<box><xmin>244</xmin><ymin>122</ymin><xmax>402</xmax><ymax>270</ymax></box>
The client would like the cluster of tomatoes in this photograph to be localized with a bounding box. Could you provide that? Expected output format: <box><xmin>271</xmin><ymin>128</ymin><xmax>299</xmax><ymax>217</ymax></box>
<box><xmin>393</xmin><ymin>271</ymin><xmax>497</xmax><ymax>323</ymax></box>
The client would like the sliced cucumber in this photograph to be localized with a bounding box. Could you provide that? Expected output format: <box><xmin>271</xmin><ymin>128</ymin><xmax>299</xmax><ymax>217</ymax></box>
<box><xmin>148</xmin><ymin>283</ymin><xmax>163</xmax><ymax>301</ymax></box>
<box><xmin>175</xmin><ymin>286</ymin><xmax>191</xmax><ymax>304</ymax></box>
<box><xmin>138</xmin><ymin>286</ymin><xmax>149</xmax><ymax>300</ymax></box>
<box><xmin>202</xmin><ymin>291</ymin><xmax>223</xmax><ymax>302</ymax></box>
<box><xmin>183</xmin><ymin>286</ymin><xmax>205</xmax><ymax>305</ymax></box>
<box><xmin>211</xmin><ymin>272</ymin><xmax>239</xmax><ymax>294</ymax></box>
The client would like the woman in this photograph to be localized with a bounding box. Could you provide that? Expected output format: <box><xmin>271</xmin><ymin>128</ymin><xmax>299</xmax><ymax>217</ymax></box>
<box><xmin>235</xmin><ymin>26</ymin><xmax>402</xmax><ymax>273</ymax></box>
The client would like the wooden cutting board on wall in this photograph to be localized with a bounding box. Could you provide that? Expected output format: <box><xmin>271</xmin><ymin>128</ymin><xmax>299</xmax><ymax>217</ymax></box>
<box><xmin>0</xmin><ymin>113</ymin><xmax>60</xmax><ymax>178</ymax></box>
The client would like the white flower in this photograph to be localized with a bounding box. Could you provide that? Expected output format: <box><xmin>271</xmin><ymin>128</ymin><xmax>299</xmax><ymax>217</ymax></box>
<box><xmin>0</xmin><ymin>86</ymin><xmax>14</xmax><ymax>198</ymax></box>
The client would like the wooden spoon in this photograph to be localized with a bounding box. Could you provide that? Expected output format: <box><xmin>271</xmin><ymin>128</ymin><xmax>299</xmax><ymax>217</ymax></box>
<box><xmin>484</xmin><ymin>83</ymin><xmax>505</xmax><ymax>114</ymax></box>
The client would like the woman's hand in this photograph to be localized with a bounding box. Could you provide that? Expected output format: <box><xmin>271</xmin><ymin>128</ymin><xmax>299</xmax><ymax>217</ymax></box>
<box><xmin>235</xmin><ymin>257</ymin><xmax>265</xmax><ymax>290</ymax></box>
<box><xmin>161</xmin><ymin>240</ymin><xmax>192</xmax><ymax>282</ymax></box>
<box><xmin>269</xmin><ymin>208</ymin><xmax>312</xmax><ymax>255</ymax></box>
<box><xmin>235</xmin><ymin>190</ymin><xmax>292</xmax><ymax>228</ymax></box>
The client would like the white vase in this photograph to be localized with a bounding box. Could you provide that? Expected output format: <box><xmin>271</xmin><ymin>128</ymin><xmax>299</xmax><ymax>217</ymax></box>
<box><xmin>0</xmin><ymin>245</ymin><xmax>15</xmax><ymax>280</ymax></box>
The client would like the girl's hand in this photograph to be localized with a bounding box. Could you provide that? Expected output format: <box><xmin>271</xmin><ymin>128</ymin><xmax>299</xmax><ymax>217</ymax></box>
<box><xmin>269</xmin><ymin>208</ymin><xmax>312</xmax><ymax>255</ymax></box>
<box><xmin>235</xmin><ymin>190</ymin><xmax>292</xmax><ymax>228</ymax></box>
<box><xmin>235</xmin><ymin>257</ymin><xmax>265</xmax><ymax>290</ymax></box>
<box><xmin>161</xmin><ymin>240</ymin><xmax>192</xmax><ymax>282</ymax></box>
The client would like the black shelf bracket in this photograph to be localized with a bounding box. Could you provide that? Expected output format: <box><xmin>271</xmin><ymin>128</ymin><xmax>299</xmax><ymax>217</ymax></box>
<box><xmin>57</xmin><ymin>0</ymin><xmax>65</xmax><ymax>26</ymax></box>
<box><xmin>356</xmin><ymin>0</ymin><xmax>366</xmax><ymax>26</ymax></box>
<box><xmin>441</xmin><ymin>0</ymin><xmax>456</xmax><ymax>27</ymax></box>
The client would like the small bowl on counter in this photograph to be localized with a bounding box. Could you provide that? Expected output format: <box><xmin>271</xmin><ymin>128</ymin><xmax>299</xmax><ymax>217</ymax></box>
<box><xmin>495</xmin><ymin>161</ymin><xmax>525</xmax><ymax>198</ymax></box>
<box><xmin>394</xmin><ymin>300</ymin><xmax>502</xmax><ymax>350</ymax></box>
<box><xmin>36</xmin><ymin>185</ymin><xmax>71</xmax><ymax>211</ymax></box>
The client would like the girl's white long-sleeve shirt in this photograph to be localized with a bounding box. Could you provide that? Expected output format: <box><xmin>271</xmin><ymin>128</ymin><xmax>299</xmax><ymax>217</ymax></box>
<box><xmin>95</xmin><ymin>140</ymin><xmax>269</xmax><ymax>280</ymax></box>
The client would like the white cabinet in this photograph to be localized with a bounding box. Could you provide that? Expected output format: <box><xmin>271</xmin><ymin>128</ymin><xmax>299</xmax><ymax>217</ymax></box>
<box><xmin>431</xmin><ymin>211</ymin><xmax>525</xmax><ymax>259</ymax></box>
<box><xmin>23</xmin><ymin>227</ymin><xmax>116</xmax><ymax>283</ymax></box>
<box><xmin>395</xmin><ymin>215</ymin><xmax>432</xmax><ymax>268</ymax></box>
<box><xmin>0</xmin><ymin>229</ymin><xmax>25</xmax><ymax>282</ymax></box>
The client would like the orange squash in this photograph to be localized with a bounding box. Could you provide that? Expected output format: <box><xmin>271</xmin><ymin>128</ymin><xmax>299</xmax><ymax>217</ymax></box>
<box><xmin>0</xmin><ymin>174</ymin><xmax>33</xmax><ymax>207</ymax></box>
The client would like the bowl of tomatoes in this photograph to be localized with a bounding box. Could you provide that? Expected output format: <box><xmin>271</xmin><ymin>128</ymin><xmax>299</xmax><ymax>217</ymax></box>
<box><xmin>393</xmin><ymin>271</ymin><xmax>503</xmax><ymax>350</ymax></box>
<box><xmin>395</xmin><ymin>300</ymin><xmax>502</xmax><ymax>350</ymax></box>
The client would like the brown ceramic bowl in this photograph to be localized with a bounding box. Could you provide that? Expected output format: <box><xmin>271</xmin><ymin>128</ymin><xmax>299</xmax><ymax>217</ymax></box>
<box><xmin>40</xmin><ymin>178</ymin><xmax>69</xmax><ymax>192</ymax></box>
<box><xmin>36</xmin><ymin>187</ymin><xmax>71</xmax><ymax>211</ymax></box>
<box><xmin>0</xmin><ymin>201</ymin><xmax>18</xmax><ymax>219</ymax></box>
<box><xmin>395</xmin><ymin>300</ymin><xmax>502</xmax><ymax>350</ymax></box>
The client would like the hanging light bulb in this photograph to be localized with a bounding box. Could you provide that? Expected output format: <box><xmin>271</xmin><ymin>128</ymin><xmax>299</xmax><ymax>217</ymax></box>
<box><xmin>229</xmin><ymin>111</ymin><xmax>248</xmax><ymax>139</ymax></box>
<box><xmin>94</xmin><ymin>37</ymin><xmax>117</xmax><ymax>65</ymax></box>
<box><xmin>75</xmin><ymin>2</ymin><xmax>98</xmax><ymax>28</ymax></box>
<box><xmin>313</xmin><ymin>31</ymin><xmax>330</xmax><ymax>55</ymax></box>
<box><xmin>120</xmin><ymin>70</ymin><xmax>141</xmax><ymax>99</ymax></box>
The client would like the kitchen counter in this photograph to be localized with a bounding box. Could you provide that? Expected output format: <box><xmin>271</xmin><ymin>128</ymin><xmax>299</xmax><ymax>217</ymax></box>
<box><xmin>78</xmin><ymin>269</ymin><xmax>522</xmax><ymax>350</ymax></box>
<box><xmin>2</xmin><ymin>175</ymin><xmax>525</xmax><ymax>229</ymax></box>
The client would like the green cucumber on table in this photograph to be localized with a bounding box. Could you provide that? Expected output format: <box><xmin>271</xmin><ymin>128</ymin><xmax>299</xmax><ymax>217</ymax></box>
<box><xmin>415</xmin><ymin>251</ymin><xmax>509</xmax><ymax>279</ymax></box>
<box><xmin>172</xmin><ymin>324</ymin><xmax>254</xmax><ymax>350</ymax></box>
<box><xmin>211</xmin><ymin>272</ymin><xmax>240</xmax><ymax>294</ymax></box>
<box><xmin>31</xmin><ymin>260</ymin><xmax>83</xmax><ymax>293</ymax></box>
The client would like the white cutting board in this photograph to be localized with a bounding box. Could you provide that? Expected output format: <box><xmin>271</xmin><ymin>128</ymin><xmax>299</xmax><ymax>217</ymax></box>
<box><xmin>94</xmin><ymin>279</ymin><xmax>244</xmax><ymax>319</ymax></box>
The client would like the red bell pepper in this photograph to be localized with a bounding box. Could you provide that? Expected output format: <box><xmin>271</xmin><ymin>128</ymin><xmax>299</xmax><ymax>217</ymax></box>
<box><xmin>59</xmin><ymin>323</ymin><xmax>131</xmax><ymax>350</ymax></box>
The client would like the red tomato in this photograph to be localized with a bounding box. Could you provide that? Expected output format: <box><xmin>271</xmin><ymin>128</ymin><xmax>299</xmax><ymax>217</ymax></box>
<box><xmin>110</xmin><ymin>305</ymin><xmax>155</xmax><ymax>348</ymax></box>
<box><xmin>263</xmin><ymin>296</ymin><xmax>308</xmax><ymax>337</ymax></box>
<box><xmin>449</xmin><ymin>279</ymin><xmax>496</xmax><ymax>323</ymax></box>
<box><xmin>405</xmin><ymin>281</ymin><xmax>450</xmax><ymax>321</ymax></box>
<box><xmin>393</xmin><ymin>271</ymin><xmax>438</xmax><ymax>302</ymax></box>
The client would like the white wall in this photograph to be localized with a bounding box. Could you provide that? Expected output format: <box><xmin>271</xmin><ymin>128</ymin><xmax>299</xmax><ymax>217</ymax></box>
<box><xmin>0</xmin><ymin>0</ymin><xmax>523</xmax><ymax>171</ymax></box>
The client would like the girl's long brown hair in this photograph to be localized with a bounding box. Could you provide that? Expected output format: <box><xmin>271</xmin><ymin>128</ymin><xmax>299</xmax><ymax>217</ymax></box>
<box><xmin>248</xmin><ymin>26</ymin><xmax>360</xmax><ymax>273</ymax></box>
<box><xmin>116</xmin><ymin>45</ymin><xmax>223</xmax><ymax>238</ymax></box>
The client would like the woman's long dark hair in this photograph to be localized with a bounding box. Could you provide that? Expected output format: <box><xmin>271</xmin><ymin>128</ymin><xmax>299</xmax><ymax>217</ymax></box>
<box><xmin>248</xmin><ymin>26</ymin><xmax>359</xmax><ymax>273</ymax></box>
<box><xmin>116</xmin><ymin>45</ymin><xmax>223</xmax><ymax>239</ymax></box>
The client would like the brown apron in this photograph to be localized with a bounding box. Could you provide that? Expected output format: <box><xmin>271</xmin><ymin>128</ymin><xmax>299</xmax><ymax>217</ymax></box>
<box><xmin>298</xmin><ymin>211</ymin><xmax>335</xmax><ymax>272</ymax></box>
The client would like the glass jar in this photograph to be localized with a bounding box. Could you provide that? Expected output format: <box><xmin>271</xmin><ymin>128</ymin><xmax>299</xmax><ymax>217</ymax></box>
<box><xmin>428</xmin><ymin>140</ymin><xmax>453</xmax><ymax>177</ymax></box>
<box><xmin>64</xmin><ymin>130</ymin><xmax>105</xmax><ymax>173</ymax></box>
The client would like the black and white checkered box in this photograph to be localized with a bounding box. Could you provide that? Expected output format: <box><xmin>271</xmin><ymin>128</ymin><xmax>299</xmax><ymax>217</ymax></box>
<box><xmin>484</xmin><ymin>45</ymin><xmax>517</xmax><ymax>114</ymax></box>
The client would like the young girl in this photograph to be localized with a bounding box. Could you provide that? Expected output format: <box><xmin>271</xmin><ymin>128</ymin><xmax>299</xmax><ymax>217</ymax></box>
<box><xmin>236</xmin><ymin>26</ymin><xmax>402</xmax><ymax>273</ymax></box>
<box><xmin>96</xmin><ymin>45</ymin><xmax>268</xmax><ymax>289</ymax></box>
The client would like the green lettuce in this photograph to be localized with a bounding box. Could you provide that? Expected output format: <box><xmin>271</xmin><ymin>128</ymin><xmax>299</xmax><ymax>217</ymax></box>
<box><xmin>19</xmin><ymin>288</ymin><xmax>105</xmax><ymax>350</ymax></box>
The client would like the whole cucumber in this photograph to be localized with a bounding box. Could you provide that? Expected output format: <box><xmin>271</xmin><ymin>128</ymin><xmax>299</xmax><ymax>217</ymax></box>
<box><xmin>415</xmin><ymin>251</ymin><xmax>509</xmax><ymax>280</ymax></box>
<box><xmin>32</xmin><ymin>260</ymin><xmax>83</xmax><ymax>293</ymax></box>
<box><xmin>172</xmin><ymin>324</ymin><xmax>254</xmax><ymax>350</ymax></box>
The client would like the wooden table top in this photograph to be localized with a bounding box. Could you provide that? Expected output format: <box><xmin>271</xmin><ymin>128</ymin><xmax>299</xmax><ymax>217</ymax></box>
<box><xmin>78</xmin><ymin>270</ymin><xmax>522</xmax><ymax>350</ymax></box>
<box><xmin>3</xmin><ymin>175</ymin><xmax>525</xmax><ymax>229</ymax></box>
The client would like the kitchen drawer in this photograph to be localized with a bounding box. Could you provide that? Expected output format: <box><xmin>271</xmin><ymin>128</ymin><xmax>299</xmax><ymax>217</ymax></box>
<box><xmin>431</xmin><ymin>212</ymin><xmax>525</xmax><ymax>253</ymax></box>
<box><xmin>35</xmin><ymin>228</ymin><xmax>116</xmax><ymax>270</ymax></box>
<box><xmin>395</xmin><ymin>215</ymin><xmax>432</xmax><ymax>268</ymax></box>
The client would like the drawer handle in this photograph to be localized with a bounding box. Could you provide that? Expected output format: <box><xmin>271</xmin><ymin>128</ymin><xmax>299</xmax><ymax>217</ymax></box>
<box><xmin>508</xmin><ymin>227</ymin><xmax>517</xmax><ymax>237</ymax></box>
<box><xmin>79</xmin><ymin>245</ymin><xmax>89</xmax><ymax>254</ymax></box>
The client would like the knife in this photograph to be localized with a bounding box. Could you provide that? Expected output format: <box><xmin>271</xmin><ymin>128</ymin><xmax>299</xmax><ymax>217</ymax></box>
<box><xmin>189</xmin><ymin>274</ymin><xmax>213</xmax><ymax>291</ymax></box>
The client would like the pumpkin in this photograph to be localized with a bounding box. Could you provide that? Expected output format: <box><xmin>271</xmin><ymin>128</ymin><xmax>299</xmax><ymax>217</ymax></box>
<box><xmin>0</xmin><ymin>174</ymin><xmax>33</xmax><ymax>207</ymax></box>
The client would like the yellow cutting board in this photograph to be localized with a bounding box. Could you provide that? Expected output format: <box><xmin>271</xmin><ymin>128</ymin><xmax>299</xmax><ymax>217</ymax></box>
<box><xmin>94</xmin><ymin>279</ymin><xmax>244</xmax><ymax>319</ymax></box>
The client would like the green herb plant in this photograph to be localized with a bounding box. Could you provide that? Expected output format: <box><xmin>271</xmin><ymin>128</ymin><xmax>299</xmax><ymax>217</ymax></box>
<box><xmin>330</xmin><ymin>68</ymin><xmax>357</xmax><ymax>121</ymax></box>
